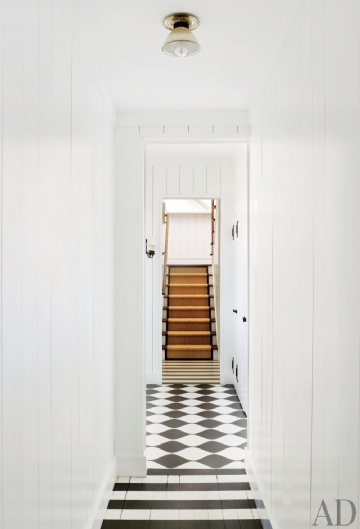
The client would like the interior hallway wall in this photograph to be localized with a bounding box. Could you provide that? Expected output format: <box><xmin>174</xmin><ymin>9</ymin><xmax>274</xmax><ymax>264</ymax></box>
<box><xmin>231</xmin><ymin>146</ymin><xmax>249</xmax><ymax>413</ymax></box>
<box><xmin>249</xmin><ymin>1</ymin><xmax>360</xmax><ymax>528</ymax></box>
<box><xmin>0</xmin><ymin>1</ymin><xmax>116</xmax><ymax>527</ymax></box>
<box><xmin>167</xmin><ymin>213</ymin><xmax>212</xmax><ymax>265</ymax></box>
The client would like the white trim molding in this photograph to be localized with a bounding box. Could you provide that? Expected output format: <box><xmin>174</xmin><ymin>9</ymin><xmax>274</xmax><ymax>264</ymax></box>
<box><xmin>117</xmin><ymin>455</ymin><xmax>147</xmax><ymax>478</ymax></box>
<box><xmin>115</xmin><ymin>117</ymin><xmax>250</xmax><ymax>477</ymax></box>
<box><xmin>88</xmin><ymin>459</ymin><xmax>117</xmax><ymax>529</ymax></box>
<box><xmin>117</xmin><ymin>111</ymin><xmax>249</xmax><ymax>127</ymax></box>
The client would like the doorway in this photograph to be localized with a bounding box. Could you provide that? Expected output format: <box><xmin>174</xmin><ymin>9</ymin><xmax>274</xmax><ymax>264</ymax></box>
<box><xmin>161</xmin><ymin>199</ymin><xmax>220</xmax><ymax>383</ymax></box>
<box><xmin>144</xmin><ymin>141</ymin><xmax>248</xmax><ymax>408</ymax></box>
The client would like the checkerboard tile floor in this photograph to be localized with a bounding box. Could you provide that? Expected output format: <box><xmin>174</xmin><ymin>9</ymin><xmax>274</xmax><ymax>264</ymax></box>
<box><xmin>101</xmin><ymin>384</ymin><xmax>263</xmax><ymax>529</ymax></box>
<box><xmin>147</xmin><ymin>384</ymin><xmax>246</xmax><ymax>470</ymax></box>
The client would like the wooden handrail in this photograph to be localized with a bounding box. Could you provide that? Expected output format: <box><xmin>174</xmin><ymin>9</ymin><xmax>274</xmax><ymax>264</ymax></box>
<box><xmin>210</xmin><ymin>200</ymin><xmax>215</xmax><ymax>256</ymax></box>
<box><xmin>162</xmin><ymin>213</ymin><xmax>170</xmax><ymax>295</ymax></box>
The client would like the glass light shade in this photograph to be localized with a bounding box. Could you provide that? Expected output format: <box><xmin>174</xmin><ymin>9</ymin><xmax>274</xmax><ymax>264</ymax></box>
<box><xmin>147</xmin><ymin>236</ymin><xmax>156</xmax><ymax>248</ymax></box>
<box><xmin>162</xmin><ymin>27</ymin><xmax>200</xmax><ymax>57</ymax></box>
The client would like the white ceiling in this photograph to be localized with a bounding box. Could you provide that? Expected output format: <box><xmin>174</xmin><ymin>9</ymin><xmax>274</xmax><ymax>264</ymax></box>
<box><xmin>71</xmin><ymin>0</ymin><xmax>293</xmax><ymax>111</ymax></box>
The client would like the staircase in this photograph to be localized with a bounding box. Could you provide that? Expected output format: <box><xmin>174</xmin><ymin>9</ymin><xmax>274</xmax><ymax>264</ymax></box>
<box><xmin>162</xmin><ymin>265</ymin><xmax>219</xmax><ymax>382</ymax></box>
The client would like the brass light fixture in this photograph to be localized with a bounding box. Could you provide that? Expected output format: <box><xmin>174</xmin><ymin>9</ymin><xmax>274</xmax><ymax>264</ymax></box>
<box><xmin>162</xmin><ymin>13</ymin><xmax>200</xmax><ymax>57</ymax></box>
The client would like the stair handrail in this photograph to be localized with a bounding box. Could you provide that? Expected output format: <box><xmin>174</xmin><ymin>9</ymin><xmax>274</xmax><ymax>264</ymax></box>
<box><xmin>162</xmin><ymin>212</ymin><xmax>169</xmax><ymax>295</ymax></box>
<box><xmin>210</xmin><ymin>200</ymin><xmax>215</xmax><ymax>256</ymax></box>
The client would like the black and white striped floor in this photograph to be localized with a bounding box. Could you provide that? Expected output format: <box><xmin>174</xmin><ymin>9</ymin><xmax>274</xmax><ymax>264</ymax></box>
<box><xmin>101</xmin><ymin>384</ymin><xmax>263</xmax><ymax>528</ymax></box>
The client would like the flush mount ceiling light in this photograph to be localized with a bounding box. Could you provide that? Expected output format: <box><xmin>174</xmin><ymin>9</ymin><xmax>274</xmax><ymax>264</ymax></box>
<box><xmin>162</xmin><ymin>13</ymin><xmax>200</xmax><ymax>57</ymax></box>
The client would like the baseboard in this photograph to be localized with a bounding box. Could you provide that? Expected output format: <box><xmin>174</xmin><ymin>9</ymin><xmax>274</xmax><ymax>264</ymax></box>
<box><xmin>117</xmin><ymin>455</ymin><xmax>147</xmax><ymax>477</ymax></box>
<box><xmin>88</xmin><ymin>458</ymin><xmax>117</xmax><ymax>529</ymax></box>
<box><xmin>146</xmin><ymin>372</ymin><xmax>162</xmax><ymax>384</ymax></box>
<box><xmin>245</xmin><ymin>449</ymin><xmax>276</xmax><ymax>529</ymax></box>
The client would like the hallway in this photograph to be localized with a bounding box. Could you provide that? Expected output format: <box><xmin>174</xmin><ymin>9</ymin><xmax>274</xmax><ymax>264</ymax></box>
<box><xmin>1</xmin><ymin>1</ymin><xmax>360</xmax><ymax>528</ymax></box>
<box><xmin>102</xmin><ymin>385</ymin><xmax>262</xmax><ymax>528</ymax></box>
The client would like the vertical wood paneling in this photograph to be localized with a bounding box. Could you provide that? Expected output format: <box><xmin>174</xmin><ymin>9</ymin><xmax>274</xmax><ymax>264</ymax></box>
<box><xmin>180</xmin><ymin>215</ymin><xmax>189</xmax><ymax>258</ymax></box>
<box><xmin>310</xmin><ymin>1</ymin><xmax>326</xmax><ymax>523</ymax></box>
<box><xmin>179</xmin><ymin>164</ymin><xmax>193</xmax><ymax>195</ymax></box>
<box><xmin>99</xmin><ymin>114</ymin><xmax>115</xmax><ymax>484</ymax></box>
<box><xmin>232</xmin><ymin>149</ymin><xmax>248</xmax><ymax>415</ymax></box>
<box><xmin>85</xmin><ymin>75</ymin><xmax>96</xmax><ymax>518</ymax></box>
<box><xmin>0</xmin><ymin>0</ymin><xmax>4</xmax><ymax>522</ymax></box>
<box><xmin>206</xmin><ymin>165</ymin><xmax>221</xmax><ymax>195</ymax></box>
<box><xmin>70</xmin><ymin>45</ymin><xmax>86</xmax><ymax>528</ymax></box>
<box><xmin>249</xmin><ymin>1</ymin><xmax>360</xmax><ymax>528</ymax></box>
<box><xmin>22</xmin><ymin>1</ymin><xmax>40</xmax><ymax>526</ymax></box>
<box><xmin>145</xmin><ymin>163</ymin><xmax>154</xmax><ymax>374</ymax></box>
<box><xmin>171</xmin><ymin>213</ymin><xmax>181</xmax><ymax>257</ymax></box>
<box><xmin>38</xmin><ymin>3</ymin><xmax>53</xmax><ymax>526</ymax></box>
<box><xmin>152</xmin><ymin>168</ymin><xmax>164</xmax><ymax>377</ymax></box>
<box><xmin>188</xmin><ymin>214</ymin><xmax>197</xmax><ymax>257</ymax></box>
<box><xmin>51</xmin><ymin>9</ymin><xmax>72</xmax><ymax>527</ymax></box>
<box><xmin>167</xmin><ymin>214</ymin><xmax>211</xmax><ymax>262</ymax></box>
<box><xmin>292</xmin><ymin>7</ymin><xmax>313</xmax><ymax>523</ymax></box>
<box><xmin>0</xmin><ymin>1</ymin><xmax>115</xmax><ymax>527</ymax></box>
<box><xmin>193</xmin><ymin>165</ymin><xmax>207</xmax><ymax>195</ymax></box>
<box><xmin>195</xmin><ymin>214</ymin><xmax>205</xmax><ymax>258</ymax></box>
<box><xmin>78</xmin><ymin>65</ymin><xmax>90</xmax><ymax>526</ymax></box>
<box><xmin>2</xmin><ymin>0</ymin><xmax>24</xmax><ymax>526</ymax></box>
<box><xmin>92</xmin><ymin>84</ymin><xmax>103</xmax><ymax>504</ymax></box>
<box><xmin>326</xmin><ymin>0</ymin><xmax>360</xmax><ymax>517</ymax></box>
<box><xmin>166</xmin><ymin>164</ymin><xmax>180</xmax><ymax>195</ymax></box>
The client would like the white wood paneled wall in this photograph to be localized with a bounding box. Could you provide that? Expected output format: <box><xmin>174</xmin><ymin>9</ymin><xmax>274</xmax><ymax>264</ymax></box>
<box><xmin>167</xmin><ymin>213</ymin><xmax>212</xmax><ymax>264</ymax></box>
<box><xmin>231</xmin><ymin>147</ymin><xmax>249</xmax><ymax>413</ymax></box>
<box><xmin>249</xmin><ymin>1</ymin><xmax>360</xmax><ymax>528</ymax></box>
<box><xmin>0</xmin><ymin>1</ymin><xmax>115</xmax><ymax>527</ymax></box>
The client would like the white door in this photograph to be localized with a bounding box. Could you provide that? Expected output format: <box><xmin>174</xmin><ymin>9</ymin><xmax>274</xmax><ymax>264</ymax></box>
<box><xmin>234</xmin><ymin>209</ymin><xmax>248</xmax><ymax>413</ymax></box>
<box><xmin>232</xmin><ymin>146</ymin><xmax>249</xmax><ymax>413</ymax></box>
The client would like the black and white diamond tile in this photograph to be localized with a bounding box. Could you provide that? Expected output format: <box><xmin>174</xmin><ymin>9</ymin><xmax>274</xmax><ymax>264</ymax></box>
<box><xmin>146</xmin><ymin>384</ymin><xmax>247</xmax><ymax>470</ymax></box>
<box><xmin>101</xmin><ymin>385</ymin><xmax>266</xmax><ymax>529</ymax></box>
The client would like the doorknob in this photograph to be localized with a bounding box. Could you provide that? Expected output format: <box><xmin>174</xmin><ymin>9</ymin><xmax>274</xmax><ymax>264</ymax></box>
<box><xmin>242</xmin><ymin>317</ymin><xmax>247</xmax><ymax>322</ymax></box>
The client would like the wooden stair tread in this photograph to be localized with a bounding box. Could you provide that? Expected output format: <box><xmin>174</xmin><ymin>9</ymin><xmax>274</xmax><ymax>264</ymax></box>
<box><xmin>165</xmin><ymin>331</ymin><xmax>213</xmax><ymax>334</ymax></box>
<box><xmin>168</xmin><ymin>273</ymin><xmax>213</xmax><ymax>277</ymax></box>
<box><xmin>167</xmin><ymin>306</ymin><xmax>212</xmax><ymax>310</ymax></box>
<box><xmin>166</xmin><ymin>345</ymin><xmax>211</xmax><ymax>349</ymax></box>
<box><xmin>163</xmin><ymin>345</ymin><xmax>217</xmax><ymax>351</ymax></box>
<box><xmin>164</xmin><ymin>294</ymin><xmax>214</xmax><ymax>298</ymax></box>
<box><xmin>163</xmin><ymin>344</ymin><xmax>218</xmax><ymax>349</ymax></box>
<box><xmin>163</xmin><ymin>318</ymin><xmax>215</xmax><ymax>322</ymax></box>
<box><xmin>166</xmin><ymin>283</ymin><xmax>210</xmax><ymax>287</ymax></box>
